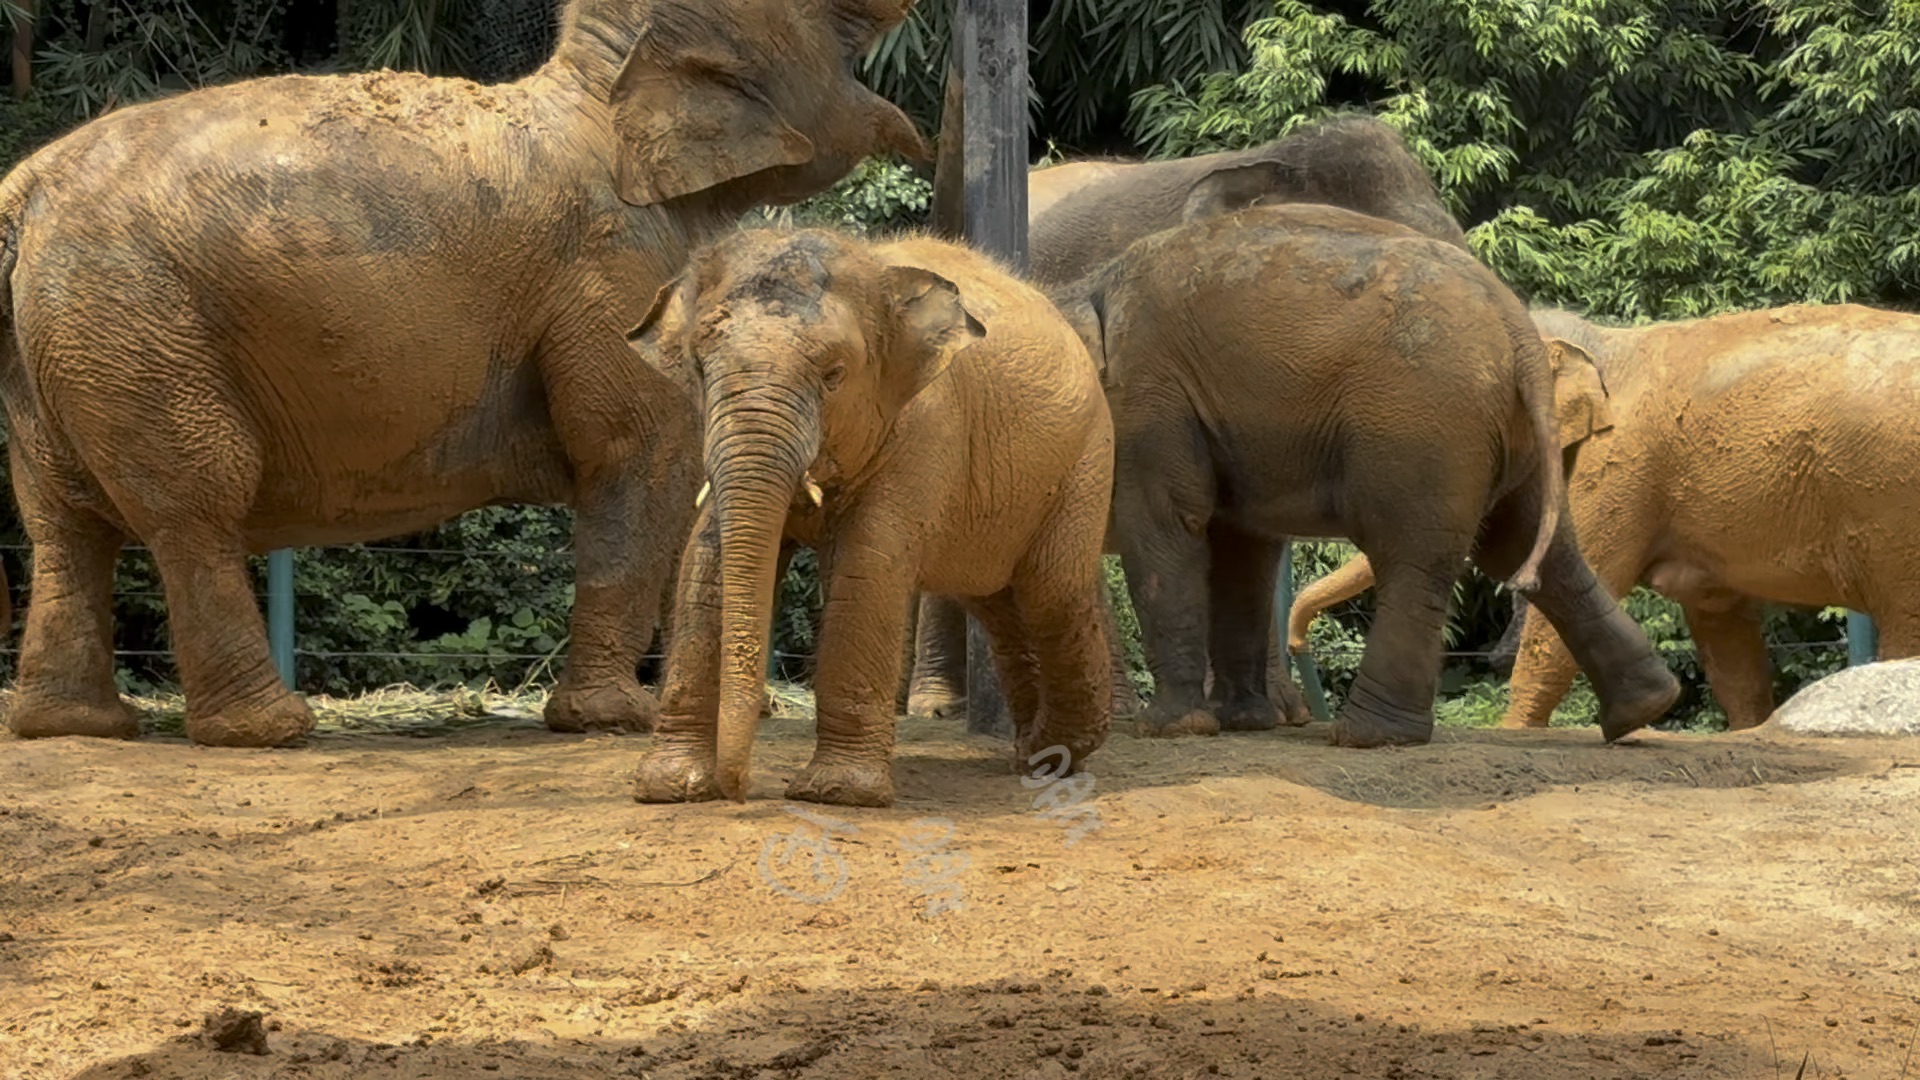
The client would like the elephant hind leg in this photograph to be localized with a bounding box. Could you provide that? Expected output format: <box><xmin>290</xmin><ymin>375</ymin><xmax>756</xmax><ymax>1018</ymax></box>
<box><xmin>5</xmin><ymin>469</ymin><xmax>136</xmax><ymax>740</ymax></box>
<box><xmin>1683</xmin><ymin>599</ymin><xmax>1773</xmax><ymax>730</ymax></box>
<box><xmin>1473</xmin><ymin>488</ymin><xmax>1678</xmax><ymax>740</ymax></box>
<box><xmin>1328</xmin><ymin>546</ymin><xmax>1463</xmax><ymax>748</ymax></box>
<box><xmin>88</xmin><ymin>399</ymin><xmax>311</xmax><ymax>747</ymax></box>
<box><xmin>961</xmin><ymin>590</ymin><xmax>1043</xmax><ymax>760</ymax></box>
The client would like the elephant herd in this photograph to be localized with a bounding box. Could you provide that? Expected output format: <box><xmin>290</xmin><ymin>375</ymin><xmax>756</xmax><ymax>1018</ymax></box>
<box><xmin>1</xmin><ymin>0</ymin><xmax>1914</xmax><ymax>808</ymax></box>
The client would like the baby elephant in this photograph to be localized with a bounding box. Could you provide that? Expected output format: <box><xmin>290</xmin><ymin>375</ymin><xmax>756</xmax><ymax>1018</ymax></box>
<box><xmin>628</xmin><ymin>228</ymin><xmax>1115</xmax><ymax>807</ymax></box>
<box><xmin>1055</xmin><ymin>202</ymin><xmax>1680</xmax><ymax>747</ymax></box>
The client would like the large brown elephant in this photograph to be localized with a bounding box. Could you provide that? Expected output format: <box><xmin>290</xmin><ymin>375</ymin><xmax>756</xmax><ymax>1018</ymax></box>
<box><xmin>1291</xmin><ymin>303</ymin><xmax>1920</xmax><ymax>730</ymax></box>
<box><xmin>1051</xmin><ymin>202</ymin><xmax>1679</xmax><ymax>746</ymax></box>
<box><xmin>629</xmin><ymin>228</ymin><xmax>1113</xmax><ymax>807</ymax></box>
<box><xmin>906</xmin><ymin>112</ymin><xmax>1475</xmax><ymax>726</ymax></box>
<box><xmin>0</xmin><ymin>0</ymin><xmax>926</xmax><ymax>747</ymax></box>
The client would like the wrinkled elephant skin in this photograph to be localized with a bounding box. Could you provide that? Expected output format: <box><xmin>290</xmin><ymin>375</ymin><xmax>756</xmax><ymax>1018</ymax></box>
<box><xmin>910</xmin><ymin>113</ymin><xmax>1469</xmax><ymax>731</ymax></box>
<box><xmin>0</xmin><ymin>0</ymin><xmax>927</xmax><ymax>746</ymax></box>
<box><xmin>628</xmin><ymin>229</ymin><xmax>1114</xmax><ymax>807</ymax></box>
<box><xmin>1056</xmin><ymin>204</ymin><xmax>1679</xmax><ymax>746</ymax></box>
<box><xmin>1290</xmin><ymin>303</ymin><xmax>1920</xmax><ymax>732</ymax></box>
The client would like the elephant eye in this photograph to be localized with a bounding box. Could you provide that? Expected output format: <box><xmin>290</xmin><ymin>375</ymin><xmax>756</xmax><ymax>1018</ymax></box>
<box><xmin>822</xmin><ymin>362</ymin><xmax>847</xmax><ymax>391</ymax></box>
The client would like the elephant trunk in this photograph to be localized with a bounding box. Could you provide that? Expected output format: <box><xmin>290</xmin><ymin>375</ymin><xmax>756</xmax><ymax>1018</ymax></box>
<box><xmin>706</xmin><ymin>380</ymin><xmax>821</xmax><ymax>800</ymax></box>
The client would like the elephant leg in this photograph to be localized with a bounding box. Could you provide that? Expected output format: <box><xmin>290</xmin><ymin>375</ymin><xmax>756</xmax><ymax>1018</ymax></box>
<box><xmin>960</xmin><ymin>590</ymin><xmax>1044</xmax><ymax>759</ymax></box>
<box><xmin>633</xmin><ymin>507</ymin><xmax>725</xmax><ymax>803</ymax></box>
<box><xmin>1327</xmin><ymin>547</ymin><xmax>1464</xmax><ymax>748</ymax></box>
<box><xmin>787</xmin><ymin>520</ymin><xmax>916</xmax><ymax>808</ymax></box>
<box><xmin>1112</xmin><ymin>432</ymin><xmax>1218</xmax><ymax>739</ymax></box>
<box><xmin>1488</xmin><ymin>591</ymin><xmax>1529</xmax><ymax>677</ymax></box>
<box><xmin>4</xmin><ymin>478</ymin><xmax>136</xmax><ymax>740</ymax></box>
<box><xmin>1475</xmin><ymin>492</ymin><xmax>1679</xmax><ymax>741</ymax></box>
<box><xmin>907</xmin><ymin>592</ymin><xmax>969</xmax><ymax>718</ymax></box>
<box><xmin>1096</xmin><ymin>583</ymin><xmax>1141</xmax><ymax>721</ymax></box>
<box><xmin>1684</xmin><ymin>600</ymin><xmax>1773</xmax><ymax>731</ymax></box>
<box><xmin>541</xmin><ymin>338</ymin><xmax>701</xmax><ymax>736</ymax></box>
<box><xmin>1205</xmin><ymin>521</ymin><xmax>1281</xmax><ymax>732</ymax></box>
<box><xmin>1006</xmin><ymin>452</ymin><xmax>1114</xmax><ymax>771</ymax></box>
<box><xmin>1265</xmin><ymin>636</ymin><xmax>1313</xmax><ymax>726</ymax></box>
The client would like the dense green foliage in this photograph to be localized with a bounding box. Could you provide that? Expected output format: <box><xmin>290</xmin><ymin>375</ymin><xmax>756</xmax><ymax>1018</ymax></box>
<box><xmin>0</xmin><ymin>0</ymin><xmax>1881</xmax><ymax>719</ymax></box>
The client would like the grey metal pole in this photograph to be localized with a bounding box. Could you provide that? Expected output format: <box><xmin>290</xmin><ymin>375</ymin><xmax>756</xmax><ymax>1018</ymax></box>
<box><xmin>957</xmin><ymin>0</ymin><xmax>1027</xmax><ymax>738</ymax></box>
<box><xmin>1847</xmin><ymin>610</ymin><xmax>1877</xmax><ymax>667</ymax></box>
<box><xmin>267</xmin><ymin>548</ymin><xmax>295</xmax><ymax>686</ymax></box>
<box><xmin>1273</xmin><ymin>542</ymin><xmax>1333</xmax><ymax>721</ymax></box>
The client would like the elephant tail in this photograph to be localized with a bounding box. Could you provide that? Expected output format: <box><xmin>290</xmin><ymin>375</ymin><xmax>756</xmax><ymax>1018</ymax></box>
<box><xmin>1508</xmin><ymin>330</ymin><xmax>1563</xmax><ymax>595</ymax></box>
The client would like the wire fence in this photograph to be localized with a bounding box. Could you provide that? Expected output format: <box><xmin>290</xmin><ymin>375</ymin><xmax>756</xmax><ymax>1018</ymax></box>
<box><xmin>0</xmin><ymin>543</ymin><xmax>1859</xmax><ymax>692</ymax></box>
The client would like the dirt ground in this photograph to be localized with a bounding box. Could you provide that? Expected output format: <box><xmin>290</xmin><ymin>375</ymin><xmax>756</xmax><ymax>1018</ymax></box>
<box><xmin>4</xmin><ymin>698</ymin><xmax>1920</xmax><ymax>1080</ymax></box>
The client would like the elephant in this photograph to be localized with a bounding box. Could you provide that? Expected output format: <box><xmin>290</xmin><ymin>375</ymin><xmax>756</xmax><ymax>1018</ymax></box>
<box><xmin>0</xmin><ymin>0</ymin><xmax>927</xmax><ymax>747</ymax></box>
<box><xmin>906</xmin><ymin>111</ymin><xmax>1476</xmax><ymax>727</ymax></box>
<box><xmin>628</xmin><ymin>228</ymin><xmax>1114</xmax><ymax>807</ymax></box>
<box><xmin>1290</xmin><ymin>302</ymin><xmax>1920</xmax><ymax>731</ymax></box>
<box><xmin>1050</xmin><ymin>202</ymin><xmax>1681</xmax><ymax>747</ymax></box>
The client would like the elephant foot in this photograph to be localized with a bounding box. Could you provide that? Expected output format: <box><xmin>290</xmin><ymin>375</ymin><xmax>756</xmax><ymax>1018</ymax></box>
<box><xmin>786</xmin><ymin>758</ymin><xmax>894</xmax><ymax>808</ymax></box>
<box><xmin>1135</xmin><ymin>706</ymin><xmax>1220</xmax><ymax>739</ymax></box>
<box><xmin>186</xmin><ymin>692</ymin><xmax>315</xmax><ymax>748</ymax></box>
<box><xmin>1216</xmin><ymin>697</ymin><xmax>1280</xmax><ymax>732</ymax></box>
<box><xmin>1328</xmin><ymin>705</ymin><xmax>1433</xmax><ymax>749</ymax></box>
<box><xmin>1596</xmin><ymin>662</ymin><xmax>1682</xmax><ymax>742</ymax></box>
<box><xmin>632</xmin><ymin>748</ymin><xmax>723</xmax><ymax>803</ymax></box>
<box><xmin>1272</xmin><ymin>679</ymin><xmax>1314</xmax><ymax>727</ymax></box>
<box><xmin>1111</xmin><ymin>688</ymin><xmax>1142</xmax><ymax>723</ymax></box>
<box><xmin>1015</xmin><ymin>723</ymin><xmax>1107</xmax><ymax>778</ymax></box>
<box><xmin>906</xmin><ymin>678</ymin><xmax>967</xmax><ymax>720</ymax></box>
<box><xmin>1498</xmin><ymin>714</ymin><xmax>1549</xmax><ymax>730</ymax></box>
<box><xmin>6</xmin><ymin>694</ymin><xmax>141</xmax><ymax>740</ymax></box>
<box><xmin>545</xmin><ymin>678</ymin><xmax>659</xmax><ymax>734</ymax></box>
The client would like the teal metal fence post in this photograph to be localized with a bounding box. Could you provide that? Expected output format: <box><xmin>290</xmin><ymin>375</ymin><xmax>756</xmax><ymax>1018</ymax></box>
<box><xmin>267</xmin><ymin>549</ymin><xmax>295</xmax><ymax>686</ymax></box>
<box><xmin>1275</xmin><ymin>542</ymin><xmax>1334</xmax><ymax>722</ymax></box>
<box><xmin>1847</xmin><ymin>610</ymin><xmax>1877</xmax><ymax>667</ymax></box>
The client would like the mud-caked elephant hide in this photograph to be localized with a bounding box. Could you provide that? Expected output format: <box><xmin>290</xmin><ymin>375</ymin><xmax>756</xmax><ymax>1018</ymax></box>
<box><xmin>1295</xmin><ymin>303</ymin><xmax>1920</xmax><ymax>731</ymax></box>
<box><xmin>629</xmin><ymin>228</ymin><xmax>1114</xmax><ymax>808</ymax></box>
<box><xmin>907</xmin><ymin>112</ymin><xmax>1474</xmax><ymax>727</ymax></box>
<box><xmin>0</xmin><ymin>0</ymin><xmax>929</xmax><ymax>747</ymax></box>
<box><xmin>1051</xmin><ymin>202</ymin><xmax>1680</xmax><ymax>747</ymax></box>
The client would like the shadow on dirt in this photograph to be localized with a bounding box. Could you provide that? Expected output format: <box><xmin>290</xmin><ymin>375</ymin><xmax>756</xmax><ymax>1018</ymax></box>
<box><xmin>63</xmin><ymin>982</ymin><xmax>1793</xmax><ymax>1079</ymax></box>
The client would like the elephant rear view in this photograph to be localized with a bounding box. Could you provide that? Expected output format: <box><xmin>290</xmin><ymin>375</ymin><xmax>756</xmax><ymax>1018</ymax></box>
<box><xmin>1058</xmin><ymin>202</ymin><xmax>1681</xmax><ymax>746</ymax></box>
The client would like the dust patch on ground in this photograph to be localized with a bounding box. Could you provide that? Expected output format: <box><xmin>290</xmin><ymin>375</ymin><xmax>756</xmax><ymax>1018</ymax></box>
<box><xmin>3</xmin><ymin>699</ymin><xmax>1918</xmax><ymax>1079</ymax></box>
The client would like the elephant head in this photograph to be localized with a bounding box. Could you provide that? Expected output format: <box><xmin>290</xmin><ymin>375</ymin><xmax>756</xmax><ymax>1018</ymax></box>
<box><xmin>606</xmin><ymin>0</ymin><xmax>930</xmax><ymax>208</ymax></box>
<box><xmin>627</xmin><ymin>229</ymin><xmax>984</xmax><ymax>798</ymax></box>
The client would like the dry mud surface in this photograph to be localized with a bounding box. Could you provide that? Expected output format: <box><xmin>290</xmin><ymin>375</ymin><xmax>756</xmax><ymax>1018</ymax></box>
<box><xmin>4</xmin><ymin>709</ymin><xmax>1920</xmax><ymax>1079</ymax></box>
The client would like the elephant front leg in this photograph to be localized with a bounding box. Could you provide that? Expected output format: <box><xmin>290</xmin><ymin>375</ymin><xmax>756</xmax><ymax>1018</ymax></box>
<box><xmin>1684</xmin><ymin>600</ymin><xmax>1774</xmax><ymax>731</ymax></box>
<box><xmin>1113</xmin><ymin>480</ymin><xmax>1217</xmax><ymax>739</ymax></box>
<box><xmin>1475</xmin><ymin>496</ymin><xmax>1678</xmax><ymax>741</ymax></box>
<box><xmin>1205</xmin><ymin>522</ymin><xmax>1282</xmax><ymax>732</ymax></box>
<box><xmin>633</xmin><ymin>507</ymin><xmax>727</xmax><ymax>803</ymax></box>
<box><xmin>787</xmin><ymin>523</ymin><xmax>918</xmax><ymax>808</ymax></box>
<box><xmin>906</xmin><ymin>593</ymin><xmax>970</xmax><ymax>718</ymax></box>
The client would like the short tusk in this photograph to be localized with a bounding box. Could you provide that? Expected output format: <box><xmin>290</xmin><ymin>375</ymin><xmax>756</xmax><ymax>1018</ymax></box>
<box><xmin>801</xmin><ymin>473</ymin><xmax>824</xmax><ymax>510</ymax></box>
<box><xmin>696</xmin><ymin>480</ymin><xmax>710</xmax><ymax>509</ymax></box>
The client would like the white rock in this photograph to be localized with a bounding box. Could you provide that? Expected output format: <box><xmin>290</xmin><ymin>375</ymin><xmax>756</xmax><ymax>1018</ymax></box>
<box><xmin>1765</xmin><ymin>658</ymin><xmax>1920</xmax><ymax>736</ymax></box>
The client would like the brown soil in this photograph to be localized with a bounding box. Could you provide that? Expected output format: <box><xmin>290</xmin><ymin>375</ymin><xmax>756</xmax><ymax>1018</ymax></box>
<box><xmin>4</xmin><ymin>707</ymin><xmax>1919</xmax><ymax>1079</ymax></box>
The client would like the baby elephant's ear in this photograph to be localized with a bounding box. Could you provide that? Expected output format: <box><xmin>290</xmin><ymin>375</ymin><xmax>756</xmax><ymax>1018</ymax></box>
<box><xmin>626</xmin><ymin>275</ymin><xmax>696</xmax><ymax>384</ymax></box>
<box><xmin>1545</xmin><ymin>337</ymin><xmax>1614</xmax><ymax>448</ymax></box>
<box><xmin>882</xmin><ymin>265</ymin><xmax>985</xmax><ymax>397</ymax></box>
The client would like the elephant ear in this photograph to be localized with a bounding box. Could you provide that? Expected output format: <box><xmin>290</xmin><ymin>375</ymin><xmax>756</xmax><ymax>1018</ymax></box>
<box><xmin>1545</xmin><ymin>337</ymin><xmax>1614</xmax><ymax>448</ymax></box>
<box><xmin>625</xmin><ymin>275</ymin><xmax>698</xmax><ymax>388</ymax></box>
<box><xmin>1054</xmin><ymin>288</ymin><xmax>1113</xmax><ymax>389</ymax></box>
<box><xmin>881</xmin><ymin>266</ymin><xmax>985</xmax><ymax>404</ymax></box>
<box><xmin>1181</xmin><ymin>160</ymin><xmax>1292</xmax><ymax>222</ymax></box>
<box><xmin>609</xmin><ymin>47</ymin><xmax>816</xmax><ymax>207</ymax></box>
